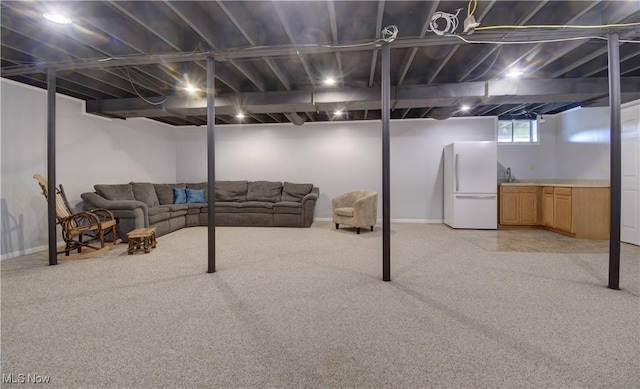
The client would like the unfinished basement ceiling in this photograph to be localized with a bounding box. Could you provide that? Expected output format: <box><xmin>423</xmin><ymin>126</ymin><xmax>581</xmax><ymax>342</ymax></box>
<box><xmin>1</xmin><ymin>1</ymin><xmax>639</xmax><ymax>126</ymax></box>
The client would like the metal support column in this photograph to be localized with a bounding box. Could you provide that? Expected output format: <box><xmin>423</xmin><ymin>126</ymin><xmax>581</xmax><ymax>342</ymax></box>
<box><xmin>47</xmin><ymin>69</ymin><xmax>57</xmax><ymax>266</ymax></box>
<box><xmin>381</xmin><ymin>43</ymin><xmax>391</xmax><ymax>282</ymax></box>
<box><xmin>206</xmin><ymin>57</ymin><xmax>216</xmax><ymax>273</ymax></box>
<box><xmin>607</xmin><ymin>34</ymin><xmax>621</xmax><ymax>290</ymax></box>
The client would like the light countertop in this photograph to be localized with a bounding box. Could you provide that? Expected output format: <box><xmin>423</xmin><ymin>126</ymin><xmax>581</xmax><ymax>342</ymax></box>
<box><xmin>499</xmin><ymin>179</ymin><xmax>610</xmax><ymax>188</ymax></box>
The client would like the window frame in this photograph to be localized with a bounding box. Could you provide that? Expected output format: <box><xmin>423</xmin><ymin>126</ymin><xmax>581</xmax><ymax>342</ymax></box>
<box><xmin>497</xmin><ymin>118</ymin><xmax>540</xmax><ymax>145</ymax></box>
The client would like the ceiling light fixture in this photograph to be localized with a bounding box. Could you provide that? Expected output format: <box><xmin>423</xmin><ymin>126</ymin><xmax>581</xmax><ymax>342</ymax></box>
<box><xmin>333</xmin><ymin>110</ymin><xmax>343</xmax><ymax>116</ymax></box>
<box><xmin>506</xmin><ymin>69</ymin><xmax>523</xmax><ymax>79</ymax></box>
<box><xmin>324</xmin><ymin>77</ymin><xmax>336</xmax><ymax>86</ymax></box>
<box><xmin>43</xmin><ymin>13</ymin><xmax>72</xmax><ymax>24</ymax></box>
<box><xmin>235</xmin><ymin>112</ymin><xmax>246</xmax><ymax>119</ymax></box>
<box><xmin>183</xmin><ymin>85</ymin><xmax>199</xmax><ymax>93</ymax></box>
<box><xmin>460</xmin><ymin>105</ymin><xmax>471</xmax><ymax>111</ymax></box>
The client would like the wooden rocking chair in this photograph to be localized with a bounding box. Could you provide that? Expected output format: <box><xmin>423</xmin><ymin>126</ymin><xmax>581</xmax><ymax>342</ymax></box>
<box><xmin>33</xmin><ymin>174</ymin><xmax>119</xmax><ymax>259</ymax></box>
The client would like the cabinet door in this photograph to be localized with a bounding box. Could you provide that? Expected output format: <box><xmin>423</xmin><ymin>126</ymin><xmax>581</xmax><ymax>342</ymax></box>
<box><xmin>500</xmin><ymin>192</ymin><xmax>519</xmax><ymax>224</ymax></box>
<box><xmin>554</xmin><ymin>190</ymin><xmax>573</xmax><ymax>232</ymax></box>
<box><xmin>542</xmin><ymin>192</ymin><xmax>554</xmax><ymax>227</ymax></box>
<box><xmin>519</xmin><ymin>192</ymin><xmax>537</xmax><ymax>224</ymax></box>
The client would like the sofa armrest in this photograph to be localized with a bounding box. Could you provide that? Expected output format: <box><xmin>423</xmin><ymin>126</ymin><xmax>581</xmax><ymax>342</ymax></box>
<box><xmin>301</xmin><ymin>187</ymin><xmax>319</xmax><ymax>227</ymax></box>
<box><xmin>81</xmin><ymin>192</ymin><xmax>148</xmax><ymax>212</ymax></box>
<box><xmin>301</xmin><ymin>187</ymin><xmax>319</xmax><ymax>204</ymax></box>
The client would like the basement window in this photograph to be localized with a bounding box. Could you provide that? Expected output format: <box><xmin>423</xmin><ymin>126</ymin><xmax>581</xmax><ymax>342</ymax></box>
<box><xmin>497</xmin><ymin>119</ymin><xmax>538</xmax><ymax>144</ymax></box>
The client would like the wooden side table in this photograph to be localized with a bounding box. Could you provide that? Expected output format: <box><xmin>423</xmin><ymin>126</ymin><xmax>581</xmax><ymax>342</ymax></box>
<box><xmin>127</xmin><ymin>227</ymin><xmax>157</xmax><ymax>255</ymax></box>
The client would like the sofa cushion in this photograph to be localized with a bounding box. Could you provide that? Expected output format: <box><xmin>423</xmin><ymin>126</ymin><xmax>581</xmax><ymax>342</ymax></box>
<box><xmin>186</xmin><ymin>183</ymin><xmax>207</xmax><ymax>198</ymax></box>
<box><xmin>186</xmin><ymin>188</ymin><xmax>206</xmax><ymax>203</ymax></box>
<box><xmin>148</xmin><ymin>211</ymin><xmax>171</xmax><ymax>224</ymax></box>
<box><xmin>247</xmin><ymin>181</ymin><xmax>282</xmax><ymax>202</ymax></box>
<box><xmin>335</xmin><ymin>207</ymin><xmax>354</xmax><ymax>217</ymax></box>
<box><xmin>131</xmin><ymin>182</ymin><xmax>160</xmax><ymax>207</ymax></box>
<box><xmin>173</xmin><ymin>188</ymin><xmax>187</xmax><ymax>204</ymax></box>
<box><xmin>186</xmin><ymin>202</ymin><xmax>207</xmax><ymax>214</ymax></box>
<box><xmin>148</xmin><ymin>206</ymin><xmax>171</xmax><ymax>216</ymax></box>
<box><xmin>281</xmin><ymin>182</ymin><xmax>313</xmax><ymax>202</ymax></box>
<box><xmin>162</xmin><ymin>204</ymin><xmax>188</xmax><ymax>212</ymax></box>
<box><xmin>154</xmin><ymin>183</ymin><xmax>184</xmax><ymax>205</ymax></box>
<box><xmin>95</xmin><ymin>184</ymin><xmax>135</xmax><ymax>201</ymax></box>
<box><xmin>216</xmin><ymin>202</ymin><xmax>240</xmax><ymax>214</ymax></box>
<box><xmin>237</xmin><ymin>201</ymin><xmax>274</xmax><ymax>214</ymax></box>
<box><xmin>274</xmin><ymin>201</ymin><xmax>302</xmax><ymax>215</ymax></box>
<box><xmin>215</xmin><ymin>181</ymin><xmax>248</xmax><ymax>202</ymax></box>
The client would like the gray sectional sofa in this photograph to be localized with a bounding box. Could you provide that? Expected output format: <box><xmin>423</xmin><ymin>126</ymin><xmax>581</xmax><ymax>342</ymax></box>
<box><xmin>81</xmin><ymin>181</ymin><xmax>319</xmax><ymax>241</ymax></box>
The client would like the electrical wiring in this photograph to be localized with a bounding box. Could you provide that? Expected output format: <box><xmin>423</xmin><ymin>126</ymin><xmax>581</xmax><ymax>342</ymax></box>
<box><xmin>450</xmin><ymin>34</ymin><xmax>640</xmax><ymax>45</ymax></box>
<box><xmin>475</xmin><ymin>21</ymin><xmax>640</xmax><ymax>31</ymax></box>
<box><xmin>467</xmin><ymin>0</ymin><xmax>477</xmax><ymax>18</ymax></box>
<box><xmin>125</xmin><ymin>67</ymin><xmax>167</xmax><ymax>106</ymax></box>
<box><xmin>427</xmin><ymin>8</ymin><xmax>463</xmax><ymax>35</ymax></box>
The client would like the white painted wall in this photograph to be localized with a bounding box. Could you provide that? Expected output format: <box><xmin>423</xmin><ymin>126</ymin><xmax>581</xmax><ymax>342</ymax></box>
<box><xmin>0</xmin><ymin>79</ymin><xmax>177</xmax><ymax>258</ymax></box>
<box><xmin>175</xmin><ymin>117</ymin><xmax>497</xmax><ymax>220</ymax></box>
<box><xmin>555</xmin><ymin>106</ymin><xmax>611</xmax><ymax>179</ymax></box>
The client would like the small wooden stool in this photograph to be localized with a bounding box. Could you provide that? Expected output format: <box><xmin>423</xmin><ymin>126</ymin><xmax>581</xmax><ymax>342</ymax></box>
<box><xmin>127</xmin><ymin>227</ymin><xmax>157</xmax><ymax>255</ymax></box>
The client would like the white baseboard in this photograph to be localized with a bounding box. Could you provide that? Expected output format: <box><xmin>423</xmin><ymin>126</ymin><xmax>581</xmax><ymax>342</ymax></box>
<box><xmin>1</xmin><ymin>241</ymin><xmax>65</xmax><ymax>261</ymax></box>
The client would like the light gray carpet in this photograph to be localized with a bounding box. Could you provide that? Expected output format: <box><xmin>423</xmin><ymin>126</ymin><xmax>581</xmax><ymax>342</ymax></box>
<box><xmin>2</xmin><ymin>222</ymin><xmax>639</xmax><ymax>388</ymax></box>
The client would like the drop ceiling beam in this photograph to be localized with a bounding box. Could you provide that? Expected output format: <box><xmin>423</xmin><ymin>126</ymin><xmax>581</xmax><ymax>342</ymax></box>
<box><xmin>6</xmin><ymin>28</ymin><xmax>636</xmax><ymax>78</ymax></box>
<box><xmin>85</xmin><ymin>77</ymin><xmax>640</xmax><ymax>119</ymax></box>
<box><xmin>327</xmin><ymin>0</ymin><xmax>344</xmax><ymax>87</ymax></box>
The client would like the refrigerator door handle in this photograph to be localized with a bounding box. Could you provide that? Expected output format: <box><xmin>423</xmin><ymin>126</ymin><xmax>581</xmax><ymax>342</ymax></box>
<box><xmin>455</xmin><ymin>195</ymin><xmax>497</xmax><ymax>199</ymax></box>
<box><xmin>455</xmin><ymin>153</ymin><xmax>459</xmax><ymax>192</ymax></box>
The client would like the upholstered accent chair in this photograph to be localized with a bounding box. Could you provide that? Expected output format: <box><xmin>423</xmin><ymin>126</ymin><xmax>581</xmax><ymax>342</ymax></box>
<box><xmin>332</xmin><ymin>190</ymin><xmax>378</xmax><ymax>234</ymax></box>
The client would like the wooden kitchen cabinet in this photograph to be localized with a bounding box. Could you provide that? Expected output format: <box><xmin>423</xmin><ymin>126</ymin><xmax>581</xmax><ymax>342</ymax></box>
<box><xmin>553</xmin><ymin>187</ymin><xmax>573</xmax><ymax>233</ymax></box>
<box><xmin>541</xmin><ymin>187</ymin><xmax>554</xmax><ymax>227</ymax></box>
<box><xmin>500</xmin><ymin>184</ymin><xmax>610</xmax><ymax>239</ymax></box>
<box><xmin>499</xmin><ymin>186</ymin><xmax>538</xmax><ymax>225</ymax></box>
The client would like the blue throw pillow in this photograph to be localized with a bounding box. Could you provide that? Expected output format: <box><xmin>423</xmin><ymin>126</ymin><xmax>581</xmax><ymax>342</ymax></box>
<box><xmin>173</xmin><ymin>187</ymin><xmax>187</xmax><ymax>204</ymax></box>
<box><xmin>185</xmin><ymin>188</ymin><xmax>206</xmax><ymax>204</ymax></box>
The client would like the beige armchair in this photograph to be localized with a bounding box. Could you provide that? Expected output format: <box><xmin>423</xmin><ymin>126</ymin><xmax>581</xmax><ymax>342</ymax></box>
<box><xmin>332</xmin><ymin>190</ymin><xmax>378</xmax><ymax>234</ymax></box>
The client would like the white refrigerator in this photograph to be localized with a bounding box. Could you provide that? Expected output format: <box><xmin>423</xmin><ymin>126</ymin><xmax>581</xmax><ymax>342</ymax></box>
<box><xmin>443</xmin><ymin>141</ymin><xmax>497</xmax><ymax>229</ymax></box>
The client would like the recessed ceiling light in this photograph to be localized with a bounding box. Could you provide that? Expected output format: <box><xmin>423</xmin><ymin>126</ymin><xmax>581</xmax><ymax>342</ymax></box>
<box><xmin>183</xmin><ymin>85</ymin><xmax>199</xmax><ymax>93</ymax></box>
<box><xmin>506</xmin><ymin>69</ymin><xmax>523</xmax><ymax>79</ymax></box>
<box><xmin>333</xmin><ymin>110</ymin><xmax>343</xmax><ymax>116</ymax></box>
<box><xmin>460</xmin><ymin>105</ymin><xmax>471</xmax><ymax>111</ymax></box>
<box><xmin>236</xmin><ymin>112</ymin><xmax>246</xmax><ymax>119</ymax></box>
<box><xmin>43</xmin><ymin>13</ymin><xmax>72</xmax><ymax>24</ymax></box>
<box><xmin>324</xmin><ymin>77</ymin><xmax>336</xmax><ymax>86</ymax></box>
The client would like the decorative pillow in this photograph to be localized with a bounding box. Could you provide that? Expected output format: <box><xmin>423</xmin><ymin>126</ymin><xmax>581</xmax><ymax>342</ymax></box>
<box><xmin>173</xmin><ymin>187</ymin><xmax>187</xmax><ymax>204</ymax></box>
<box><xmin>247</xmin><ymin>181</ymin><xmax>282</xmax><ymax>202</ymax></box>
<box><xmin>186</xmin><ymin>183</ymin><xmax>207</xmax><ymax>198</ymax></box>
<box><xmin>186</xmin><ymin>188</ymin><xmax>206</xmax><ymax>204</ymax></box>
<box><xmin>281</xmin><ymin>182</ymin><xmax>313</xmax><ymax>202</ymax></box>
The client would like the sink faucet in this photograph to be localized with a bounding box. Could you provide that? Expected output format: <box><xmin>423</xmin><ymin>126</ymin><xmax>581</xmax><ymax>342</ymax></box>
<box><xmin>506</xmin><ymin>167</ymin><xmax>512</xmax><ymax>183</ymax></box>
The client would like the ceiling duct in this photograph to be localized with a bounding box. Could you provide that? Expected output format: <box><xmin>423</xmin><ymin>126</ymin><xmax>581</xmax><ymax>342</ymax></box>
<box><xmin>284</xmin><ymin>112</ymin><xmax>306</xmax><ymax>126</ymax></box>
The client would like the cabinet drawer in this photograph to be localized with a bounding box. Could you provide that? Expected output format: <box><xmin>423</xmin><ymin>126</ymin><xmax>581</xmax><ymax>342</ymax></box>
<box><xmin>555</xmin><ymin>187</ymin><xmax>572</xmax><ymax>196</ymax></box>
<box><xmin>543</xmin><ymin>187</ymin><xmax>554</xmax><ymax>194</ymax></box>
<box><xmin>500</xmin><ymin>186</ymin><xmax>537</xmax><ymax>193</ymax></box>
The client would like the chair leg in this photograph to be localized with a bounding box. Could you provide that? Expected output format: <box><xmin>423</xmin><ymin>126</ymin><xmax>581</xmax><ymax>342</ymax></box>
<box><xmin>371</xmin><ymin>226</ymin><xmax>374</xmax><ymax>231</ymax></box>
<box><xmin>335</xmin><ymin>223</ymin><xmax>339</xmax><ymax>230</ymax></box>
<box><xmin>356</xmin><ymin>227</ymin><xmax>360</xmax><ymax>234</ymax></box>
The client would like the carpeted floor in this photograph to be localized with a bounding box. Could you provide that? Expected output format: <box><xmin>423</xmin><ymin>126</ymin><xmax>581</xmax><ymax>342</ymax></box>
<box><xmin>1</xmin><ymin>222</ymin><xmax>639</xmax><ymax>388</ymax></box>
